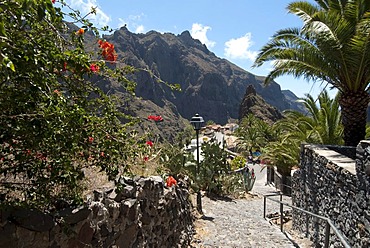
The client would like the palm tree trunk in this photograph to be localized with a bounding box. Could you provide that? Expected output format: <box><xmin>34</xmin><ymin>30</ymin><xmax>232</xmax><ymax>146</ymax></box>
<box><xmin>339</xmin><ymin>91</ymin><xmax>370</xmax><ymax>146</ymax></box>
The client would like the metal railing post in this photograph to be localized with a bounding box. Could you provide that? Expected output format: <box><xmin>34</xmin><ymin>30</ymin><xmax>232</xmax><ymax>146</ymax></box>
<box><xmin>306</xmin><ymin>212</ymin><xmax>309</xmax><ymax>238</ymax></box>
<box><xmin>324</xmin><ymin>221</ymin><xmax>330</xmax><ymax>248</ymax></box>
<box><xmin>280</xmin><ymin>201</ymin><xmax>284</xmax><ymax>232</ymax></box>
<box><xmin>263</xmin><ymin>193</ymin><xmax>351</xmax><ymax>248</ymax></box>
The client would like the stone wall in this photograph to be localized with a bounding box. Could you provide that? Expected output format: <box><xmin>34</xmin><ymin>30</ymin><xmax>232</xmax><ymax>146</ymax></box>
<box><xmin>292</xmin><ymin>142</ymin><xmax>370</xmax><ymax>247</ymax></box>
<box><xmin>0</xmin><ymin>176</ymin><xmax>194</xmax><ymax>247</ymax></box>
<box><xmin>266</xmin><ymin>166</ymin><xmax>291</xmax><ymax>195</ymax></box>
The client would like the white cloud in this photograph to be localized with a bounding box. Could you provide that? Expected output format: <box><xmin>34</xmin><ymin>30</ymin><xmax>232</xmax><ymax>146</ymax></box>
<box><xmin>190</xmin><ymin>23</ymin><xmax>216</xmax><ymax>48</ymax></box>
<box><xmin>224</xmin><ymin>33</ymin><xmax>258</xmax><ymax>61</ymax></box>
<box><xmin>69</xmin><ymin>0</ymin><xmax>110</xmax><ymax>26</ymax></box>
<box><xmin>135</xmin><ymin>25</ymin><xmax>145</xmax><ymax>33</ymax></box>
<box><xmin>118</xmin><ymin>14</ymin><xmax>146</xmax><ymax>33</ymax></box>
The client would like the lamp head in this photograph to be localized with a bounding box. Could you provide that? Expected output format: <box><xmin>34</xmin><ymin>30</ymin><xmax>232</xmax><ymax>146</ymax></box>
<box><xmin>190</xmin><ymin>113</ymin><xmax>204</xmax><ymax>130</ymax></box>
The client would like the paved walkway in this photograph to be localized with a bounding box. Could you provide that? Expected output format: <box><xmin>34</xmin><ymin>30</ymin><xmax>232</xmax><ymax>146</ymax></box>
<box><xmin>191</xmin><ymin>163</ymin><xmax>301</xmax><ymax>248</ymax></box>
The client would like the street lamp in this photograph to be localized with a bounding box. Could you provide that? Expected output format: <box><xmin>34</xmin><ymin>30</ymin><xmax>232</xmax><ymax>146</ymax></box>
<box><xmin>190</xmin><ymin>113</ymin><xmax>204</xmax><ymax>214</ymax></box>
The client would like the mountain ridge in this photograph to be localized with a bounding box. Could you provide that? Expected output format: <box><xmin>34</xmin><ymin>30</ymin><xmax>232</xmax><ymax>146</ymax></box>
<box><xmin>95</xmin><ymin>27</ymin><xmax>305</xmax><ymax>139</ymax></box>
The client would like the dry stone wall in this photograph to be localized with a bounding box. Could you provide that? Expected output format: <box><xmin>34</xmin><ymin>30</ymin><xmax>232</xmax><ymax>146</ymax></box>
<box><xmin>0</xmin><ymin>176</ymin><xmax>194</xmax><ymax>248</ymax></box>
<box><xmin>292</xmin><ymin>142</ymin><xmax>370</xmax><ymax>247</ymax></box>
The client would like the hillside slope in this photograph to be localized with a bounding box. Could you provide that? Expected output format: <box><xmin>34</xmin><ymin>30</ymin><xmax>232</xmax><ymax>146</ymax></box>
<box><xmin>103</xmin><ymin>27</ymin><xmax>302</xmax><ymax>126</ymax></box>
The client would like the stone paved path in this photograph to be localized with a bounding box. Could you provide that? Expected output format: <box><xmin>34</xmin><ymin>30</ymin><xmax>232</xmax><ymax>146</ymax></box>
<box><xmin>191</xmin><ymin>163</ymin><xmax>300</xmax><ymax>248</ymax></box>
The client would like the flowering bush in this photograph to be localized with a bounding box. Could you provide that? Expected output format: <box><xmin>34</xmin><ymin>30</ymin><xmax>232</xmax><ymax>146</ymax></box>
<box><xmin>0</xmin><ymin>0</ymin><xmax>140</xmax><ymax>209</ymax></box>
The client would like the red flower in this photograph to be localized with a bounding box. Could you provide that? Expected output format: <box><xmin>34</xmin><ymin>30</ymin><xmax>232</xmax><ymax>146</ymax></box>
<box><xmin>52</xmin><ymin>0</ymin><xmax>55</xmax><ymax>3</ymax></box>
<box><xmin>36</xmin><ymin>152</ymin><xmax>47</xmax><ymax>161</ymax></box>
<box><xmin>166</xmin><ymin>176</ymin><xmax>177</xmax><ymax>187</ymax></box>
<box><xmin>98</xmin><ymin>40</ymin><xmax>117</xmax><ymax>62</ymax></box>
<box><xmin>88</xmin><ymin>136</ymin><xmax>94</xmax><ymax>143</ymax></box>
<box><xmin>147</xmin><ymin>115</ymin><xmax>164</xmax><ymax>122</ymax></box>
<box><xmin>90</xmin><ymin>64</ymin><xmax>99</xmax><ymax>73</ymax></box>
<box><xmin>53</xmin><ymin>89</ymin><xmax>61</xmax><ymax>96</ymax></box>
<box><xmin>62</xmin><ymin>62</ymin><xmax>67</xmax><ymax>72</ymax></box>
<box><xmin>146</xmin><ymin>141</ymin><xmax>153</xmax><ymax>147</ymax></box>
<box><xmin>76</xmin><ymin>28</ymin><xmax>85</xmax><ymax>35</ymax></box>
<box><xmin>143</xmin><ymin>156</ymin><xmax>149</xmax><ymax>162</ymax></box>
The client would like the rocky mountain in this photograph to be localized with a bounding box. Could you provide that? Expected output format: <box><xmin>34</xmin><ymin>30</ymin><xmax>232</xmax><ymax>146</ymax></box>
<box><xmin>239</xmin><ymin>85</ymin><xmax>284</xmax><ymax>125</ymax></box>
<box><xmin>281</xmin><ymin>90</ymin><xmax>306</xmax><ymax>113</ymax></box>
<box><xmin>102</xmin><ymin>27</ymin><xmax>302</xmax><ymax>128</ymax></box>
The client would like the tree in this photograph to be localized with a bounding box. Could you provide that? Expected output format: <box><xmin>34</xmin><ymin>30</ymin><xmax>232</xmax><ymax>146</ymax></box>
<box><xmin>280</xmin><ymin>91</ymin><xmax>343</xmax><ymax>145</ymax></box>
<box><xmin>254</xmin><ymin>0</ymin><xmax>370</xmax><ymax>146</ymax></box>
<box><xmin>0</xmin><ymin>0</ymin><xmax>139</xmax><ymax>208</ymax></box>
<box><xmin>236</xmin><ymin>114</ymin><xmax>276</xmax><ymax>155</ymax></box>
<box><xmin>263</xmin><ymin>91</ymin><xmax>343</xmax><ymax>181</ymax></box>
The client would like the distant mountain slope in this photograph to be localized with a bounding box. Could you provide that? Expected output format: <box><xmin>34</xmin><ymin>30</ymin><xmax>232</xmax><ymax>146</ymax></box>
<box><xmin>281</xmin><ymin>90</ymin><xmax>307</xmax><ymax>113</ymax></box>
<box><xmin>239</xmin><ymin>85</ymin><xmax>284</xmax><ymax>125</ymax></box>
<box><xmin>103</xmin><ymin>27</ymin><xmax>303</xmax><ymax>125</ymax></box>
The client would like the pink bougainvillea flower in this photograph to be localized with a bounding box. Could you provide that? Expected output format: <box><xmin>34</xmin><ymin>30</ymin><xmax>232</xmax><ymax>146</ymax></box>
<box><xmin>146</xmin><ymin>141</ymin><xmax>153</xmax><ymax>147</ymax></box>
<box><xmin>166</xmin><ymin>176</ymin><xmax>177</xmax><ymax>187</ymax></box>
<box><xmin>90</xmin><ymin>64</ymin><xmax>99</xmax><ymax>73</ymax></box>
<box><xmin>100</xmin><ymin>151</ymin><xmax>105</xmax><ymax>157</ymax></box>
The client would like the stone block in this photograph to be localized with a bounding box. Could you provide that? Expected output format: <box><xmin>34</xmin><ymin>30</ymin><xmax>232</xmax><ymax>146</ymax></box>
<box><xmin>10</xmin><ymin>208</ymin><xmax>54</xmax><ymax>232</ymax></box>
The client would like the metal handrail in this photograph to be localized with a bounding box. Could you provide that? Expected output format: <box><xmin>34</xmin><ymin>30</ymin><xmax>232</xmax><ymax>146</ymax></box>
<box><xmin>263</xmin><ymin>193</ymin><xmax>351</xmax><ymax>248</ymax></box>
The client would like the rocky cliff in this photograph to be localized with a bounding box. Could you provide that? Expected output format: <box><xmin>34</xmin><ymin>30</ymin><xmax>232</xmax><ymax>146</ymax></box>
<box><xmin>103</xmin><ymin>27</ymin><xmax>302</xmax><ymax>127</ymax></box>
<box><xmin>239</xmin><ymin>85</ymin><xmax>284</xmax><ymax>125</ymax></box>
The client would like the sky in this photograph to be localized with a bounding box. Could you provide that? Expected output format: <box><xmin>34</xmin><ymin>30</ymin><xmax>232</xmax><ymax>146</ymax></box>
<box><xmin>64</xmin><ymin>0</ymin><xmax>336</xmax><ymax>99</ymax></box>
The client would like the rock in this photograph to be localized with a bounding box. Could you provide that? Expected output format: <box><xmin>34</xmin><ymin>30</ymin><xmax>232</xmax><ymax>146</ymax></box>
<box><xmin>116</xmin><ymin>224</ymin><xmax>138</xmax><ymax>248</ymax></box>
<box><xmin>63</xmin><ymin>207</ymin><xmax>92</xmax><ymax>225</ymax></box>
<box><xmin>78</xmin><ymin>222</ymin><xmax>94</xmax><ymax>244</ymax></box>
<box><xmin>0</xmin><ymin>223</ymin><xmax>17</xmax><ymax>247</ymax></box>
<box><xmin>10</xmin><ymin>208</ymin><xmax>54</xmax><ymax>232</ymax></box>
<box><xmin>239</xmin><ymin>84</ymin><xmax>284</xmax><ymax>124</ymax></box>
<box><xmin>114</xmin><ymin>185</ymin><xmax>136</xmax><ymax>202</ymax></box>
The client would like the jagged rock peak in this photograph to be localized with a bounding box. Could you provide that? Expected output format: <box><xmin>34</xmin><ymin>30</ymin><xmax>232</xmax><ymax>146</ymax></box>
<box><xmin>246</xmin><ymin>84</ymin><xmax>257</xmax><ymax>96</ymax></box>
<box><xmin>239</xmin><ymin>86</ymin><xmax>283</xmax><ymax>125</ymax></box>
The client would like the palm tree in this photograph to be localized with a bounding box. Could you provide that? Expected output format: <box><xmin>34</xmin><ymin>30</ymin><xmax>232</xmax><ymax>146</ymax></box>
<box><xmin>262</xmin><ymin>91</ymin><xmax>342</xmax><ymax>181</ymax></box>
<box><xmin>236</xmin><ymin>114</ymin><xmax>274</xmax><ymax>156</ymax></box>
<box><xmin>254</xmin><ymin>0</ymin><xmax>370</xmax><ymax>146</ymax></box>
<box><xmin>281</xmin><ymin>91</ymin><xmax>343</xmax><ymax>145</ymax></box>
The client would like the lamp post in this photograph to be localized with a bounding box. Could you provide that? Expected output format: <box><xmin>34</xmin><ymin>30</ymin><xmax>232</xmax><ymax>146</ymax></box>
<box><xmin>190</xmin><ymin>113</ymin><xmax>204</xmax><ymax>214</ymax></box>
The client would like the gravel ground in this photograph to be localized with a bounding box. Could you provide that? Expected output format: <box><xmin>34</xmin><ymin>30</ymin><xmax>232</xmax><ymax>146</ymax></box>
<box><xmin>190</xmin><ymin>163</ymin><xmax>313</xmax><ymax>248</ymax></box>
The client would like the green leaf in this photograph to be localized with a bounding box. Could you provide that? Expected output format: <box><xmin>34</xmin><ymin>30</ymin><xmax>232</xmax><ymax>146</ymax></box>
<box><xmin>3</xmin><ymin>57</ymin><xmax>15</xmax><ymax>71</ymax></box>
<box><xmin>0</xmin><ymin>22</ymin><xmax>5</xmax><ymax>36</ymax></box>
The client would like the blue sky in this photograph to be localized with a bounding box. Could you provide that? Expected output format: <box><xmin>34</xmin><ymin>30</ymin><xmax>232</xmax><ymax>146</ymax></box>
<box><xmin>65</xmin><ymin>0</ymin><xmax>336</xmax><ymax>98</ymax></box>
